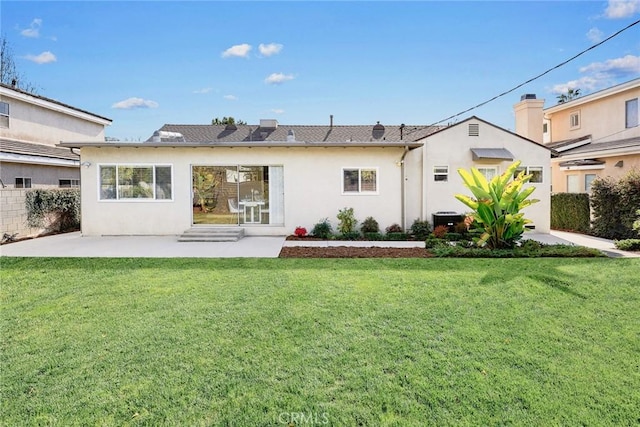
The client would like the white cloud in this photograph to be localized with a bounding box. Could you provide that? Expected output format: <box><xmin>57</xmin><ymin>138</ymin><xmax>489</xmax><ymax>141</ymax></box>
<box><xmin>24</xmin><ymin>51</ymin><xmax>56</xmax><ymax>64</ymax></box>
<box><xmin>111</xmin><ymin>97</ymin><xmax>159</xmax><ymax>109</ymax></box>
<box><xmin>551</xmin><ymin>54</ymin><xmax>640</xmax><ymax>95</ymax></box>
<box><xmin>579</xmin><ymin>54</ymin><xmax>640</xmax><ymax>76</ymax></box>
<box><xmin>271</xmin><ymin>108</ymin><xmax>285</xmax><ymax>114</ymax></box>
<box><xmin>604</xmin><ymin>0</ymin><xmax>640</xmax><ymax>18</ymax></box>
<box><xmin>21</xmin><ymin>18</ymin><xmax>42</xmax><ymax>38</ymax></box>
<box><xmin>264</xmin><ymin>72</ymin><xmax>295</xmax><ymax>85</ymax></box>
<box><xmin>586</xmin><ymin>27</ymin><xmax>604</xmax><ymax>43</ymax></box>
<box><xmin>193</xmin><ymin>87</ymin><xmax>213</xmax><ymax>94</ymax></box>
<box><xmin>223</xmin><ymin>95</ymin><xmax>238</xmax><ymax>101</ymax></box>
<box><xmin>259</xmin><ymin>43</ymin><xmax>283</xmax><ymax>57</ymax></box>
<box><xmin>221</xmin><ymin>43</ymin><xmax>252</xmax><ymax>58</ymax></box>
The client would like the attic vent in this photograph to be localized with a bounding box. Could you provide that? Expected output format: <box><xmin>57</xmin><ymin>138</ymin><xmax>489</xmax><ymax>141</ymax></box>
<box><xmin>372</xmin><ymin>121</ymin><xmax>385</xmax><ymax>139</ymax></box>
<box><xmin>468</xmin><ymin>123</ymin><xmax>479</xmax><ymax>137</ymax></box>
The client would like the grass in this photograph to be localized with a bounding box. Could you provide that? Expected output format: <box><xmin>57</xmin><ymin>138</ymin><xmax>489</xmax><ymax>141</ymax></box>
<box><xmin>1</xmin><ymin>257</ymin><xmax>639</xmax><ymax>426</ymax></box>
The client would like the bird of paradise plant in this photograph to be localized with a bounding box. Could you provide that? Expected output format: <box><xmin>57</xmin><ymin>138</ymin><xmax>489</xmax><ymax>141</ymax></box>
<box><xmin>455</xmin><ymin>160</ymin><xmax>539</xmax><ymax>249</ymax></box>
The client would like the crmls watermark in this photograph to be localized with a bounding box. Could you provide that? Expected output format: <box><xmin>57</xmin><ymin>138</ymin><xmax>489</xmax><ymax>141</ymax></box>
<box><xmin>277</xmin><ymin>411</ymin><xmax>329</xmax><ymax>425</ymax></box>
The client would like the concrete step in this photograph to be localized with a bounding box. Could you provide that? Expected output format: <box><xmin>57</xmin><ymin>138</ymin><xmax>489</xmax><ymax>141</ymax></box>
<box><xmin>178</xmin><ymin>227</ymin><xmax>244</xmax><ymax>242</ymax></box>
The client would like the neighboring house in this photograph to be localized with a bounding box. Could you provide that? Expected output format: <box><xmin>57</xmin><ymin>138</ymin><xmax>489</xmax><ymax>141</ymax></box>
<box><xmin>514</xmin><ymin>78</ymin><xmax>640</xmax><ymax>193</ymax></box>
<box><xmin>59</xmin><ymin>116</ymin><xmax>551</xmax><ymax>237</ymax></box>
<box><xmin>0</xmin><ymin>82</ymin><xmax>112</xmax><ymax>237</ymax></box>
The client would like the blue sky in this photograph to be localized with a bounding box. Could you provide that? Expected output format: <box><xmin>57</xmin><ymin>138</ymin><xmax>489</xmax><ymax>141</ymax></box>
<box><xmin>2</xmin><ymin>1</ymin><xmax>640</xmax><ymax>140</ymax></box>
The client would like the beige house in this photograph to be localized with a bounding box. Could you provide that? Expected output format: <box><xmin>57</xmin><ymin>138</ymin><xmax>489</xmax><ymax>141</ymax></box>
<box><xmin>0</xmin><ymin>82</ymin><xmax>111</xmax><ymax>237</ymax></box>
<box><xmin>515</xmin><ymin>78</ymin><xmax>640</xmax><ymax>193</ymax></box>
<box><xmin>60</xmin><ymin>116</ymin><xmax>551</xmax><ymax>238</ymax></box>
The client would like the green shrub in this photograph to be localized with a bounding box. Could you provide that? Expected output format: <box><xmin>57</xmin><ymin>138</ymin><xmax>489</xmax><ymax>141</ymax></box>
<box><xmin>591</xmin><ymin>170</ymin><xmax>640</xmax><ymax>239</ymax></box>
<box><xmin>25</xmin><ymin>189</ymin><xmax>80</xmax><ymax>232</ymax></box>
<box><xmin>341</xmin><ymin>231</ymin><xmax>361</xmax><ymax>241</ymax></box>
<box><xmin>444</xmin><ymin>232</ymin><xmax>463</xmax><ymax>241</ymax></box>
<box><xmin>410</xmin><ymin>219</ymin><xmax>431</xmax><ymax>240</ymax></box>
<box><xmin>634</xmin><ymin>209</ymin><xmax>640</xmax><ymax>234</ymax></box>
<box><xmin>614</xmin><ymin>239</ymin><xmax>640</xmax><ymax>251</ymax></box>
<box><xmin>361</xmin><ymin>216</ymin><xmax>380</xmax><ymax>233</ymax></box>
<box><xmin>363</xmin><ymin>232</ymin><xmax>383</xmax><ymax>241</ymax></box>
<box><xmin>311</xmin><ymin>218</ymin><xmax>333</xmax><ymax>239</ymax></box>
<box><xmin>430</xmin><ymin>244</ymin><xmax>604</xmax><ymax>258</ymax></box>
<box><xmin>337</xmin><ymin>207</ymin><xmax>358</xmax><ymax>234</ymax></box>
<box><xmin>385</xmin><ymin>232</ymin><xmax>407</xmax><ymax>241</ymax></box>
<box><xmin>551</xmin><ymin>193</ymin><xmax>590</xmax><ymax>233</ymax></box>
<box><xmin>424</xmin><ymin>237</ymin><xmax>446</xmax><ymax>249</ymax></box>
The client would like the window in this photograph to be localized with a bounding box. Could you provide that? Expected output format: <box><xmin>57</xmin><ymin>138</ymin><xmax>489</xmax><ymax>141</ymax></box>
<box><xmin>99</xmin><ymin>165</ymin><xmax>172</xmax><ymax>200</ymax></box>
<box><xmin>567</xmin><ymin>175</ymin><xmax>579</xmax><ymax>193</ymax></box>
<box><xmin>570</xmin><ymin>111</ymin><xmax>580</xmax><ymax>129</ymax></box>
<box><xmin>15</xmin><ymin>177</ymin><xmax>31</xmax><ymax>188</ymax></box>
<box><xmin>513</xmin><ymin>166</ymin><xmax>543</xmax><ymax>183</ymax></box>
<box><xmin>585</xmin><ymin>174</ymin><xmax>597</xmax><ymax>193</ymax></box>
<box><xmin>542</xmin><ymin>123</ymin><xmax>548</xmax><ymax>134</ymax></box>
<box><xmin>59</xmin><ymin>179</ymin><xmax>80</xmax><ymax>188</ymax></box>
<box><xmin>468</xmin><ymin>123</ymin><xmax>479</xmax><ymax>136</ymax></box>
<box><xmin>342</xmin><ymin>168</ymin><xmax>377</xmax><ymax>194</ymax></box>
<box><xmin>477</xmin><ymin>167</ymin><xmax>497</xmax><ymax>181</ymax></box>
<box><xmin>433</xmin><ymin>166</ymin><xmax>449</xmax><ymax>182</ymax></box>
<box><xmin>0</xmin><ymin>101</ymin><xmax>8</xmax><ymax>128</ymax></box>
<box><xmin>626</xmin><ymin>98</ymin><xmax>638</xmax><ymax>128</ymax></box>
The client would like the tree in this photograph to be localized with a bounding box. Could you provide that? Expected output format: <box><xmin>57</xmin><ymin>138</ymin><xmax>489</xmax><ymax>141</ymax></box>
<box><xmin>0</xmin><ymin>36</ymin><xmax>38</xmax><ymax>93</ymax></box>
<box><xmin>455</xmin><ymin>161</ymin><xmax>539</xmax><ymax>249</ymax></box>
<box><xmin>211</xmin><ymin>116</ymin><xmax>247</xmax><ymax>125</ymax></box>
<box><xmin>556</xmin><ymin>88</ymin><xmax>581</xmax><ymax>104</ymax></box>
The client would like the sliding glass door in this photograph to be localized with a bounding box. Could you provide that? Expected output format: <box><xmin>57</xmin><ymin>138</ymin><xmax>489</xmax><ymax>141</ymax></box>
<box><xmin>192</xmin><ymin>165</ymin><xmax>283</xmax><ymax>225</ymax></box>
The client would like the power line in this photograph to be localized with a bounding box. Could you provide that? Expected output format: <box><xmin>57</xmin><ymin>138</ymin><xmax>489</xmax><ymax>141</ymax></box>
<box><xmin>406</xmin><ymin>18</ymin><xmax>640</xmax><ymax>136</ymax></box>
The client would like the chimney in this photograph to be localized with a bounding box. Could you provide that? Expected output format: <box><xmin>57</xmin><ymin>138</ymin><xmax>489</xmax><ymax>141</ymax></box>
<box><xmin>514</xmin><ymin>94</ymin><xmax>545</xmax><ymax>144</ymax></box>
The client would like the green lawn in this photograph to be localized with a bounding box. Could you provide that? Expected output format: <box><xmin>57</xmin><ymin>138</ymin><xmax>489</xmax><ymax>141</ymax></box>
<box><xmin>1</xmin><ymin>257</ymin><xmax>639</xmax><ymax>426</ymax></box>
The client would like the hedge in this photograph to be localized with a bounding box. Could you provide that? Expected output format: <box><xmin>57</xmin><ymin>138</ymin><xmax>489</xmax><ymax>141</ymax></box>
<box><xmin>25</xmin><ymin>189</ymin><xmax>80</xmax><ymax>232</ymax></box>
<box><xmin>591</xmin><ymin>170</ymin><xmax>640</xmax><ymax>240</ymax></box>
<box><xmin>550</xmin><ymin>193</ymin><xmax>590</xmax><ymax>233</ymax></box>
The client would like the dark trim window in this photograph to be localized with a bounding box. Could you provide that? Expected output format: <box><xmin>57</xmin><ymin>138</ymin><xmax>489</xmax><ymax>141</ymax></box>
<box><xmin>626</xmin><ymin>98</ymin><xmax>638</xmax><ymax>128</ymax></box>
<box><xmin>342</xmin><ymin>168</ymin><xmax>378</xmax><ymax>194</ymax></box>
<box><xmin>99</xmin><ymin>164</ymin><xmax>172</xmax><ymax>200</ymax></box>
<box><xmin>59</xmin><ymin>179</ymin><xmax>80</xmax><ymax>188</ymax></box>
<box><xmin>15</xmin><ymin>177</ymin><xmax>32</xmax><ymax>188</ymax></box>
<box><xmin>0</xmin><ymin>101</ymin><xmax>9</xmax><ymax>128</ymax></box>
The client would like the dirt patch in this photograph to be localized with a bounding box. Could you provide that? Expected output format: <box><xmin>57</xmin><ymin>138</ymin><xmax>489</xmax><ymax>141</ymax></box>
<box><xmin>279</xmin><ymin>246</ymin><xmax>432</xmax><ymax>258</ymax></box>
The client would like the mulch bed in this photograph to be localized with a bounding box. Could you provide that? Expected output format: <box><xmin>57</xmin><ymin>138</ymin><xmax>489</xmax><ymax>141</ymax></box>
<box><xmin>279</xmin><ymin>246</ymin><xmax>432</xmax><ymax>258</ymax></box>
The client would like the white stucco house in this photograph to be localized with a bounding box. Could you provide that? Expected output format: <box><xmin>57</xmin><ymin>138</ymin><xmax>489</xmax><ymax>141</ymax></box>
<box><xmin>59</xmin><ymin>115</ymin><xmax>551</xmax><ymax>238</ymax></box>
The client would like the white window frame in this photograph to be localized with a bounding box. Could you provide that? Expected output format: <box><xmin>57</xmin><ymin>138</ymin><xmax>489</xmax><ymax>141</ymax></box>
<box><xmin>476</xmin><ymin>167</ymin><xmax>498</xmax><ymax>181</ymax></box>
<box><xmin>98</xmin><ymin>164</ymin><xmax>173</xmax><ymax>201</ymax></box>
<box><xmin>59</xmin><ymin>179</ymin><xmax>80</xmax><ymax>188</ymax></box>
<box><xmin>0</xmin><ymin>101</ymin><xmax>9</xmax><ymax>128</ymax></box>
<box><xmin>626</xmin><ymin>98</ymin><xmax>638</xmax><ymax>129</ymax></box>
<box><xmin>341</xmin><ymin>167</ymin><xmax>379</xmax><ymax>195</ymax></box>
<box><xmin>570</xmin><ymin>111</ymin><xmax>580</xmax><ymax>129</ymax></box>
<box><xmin>433</xmin><ymin>165</ymin><xmax>449</xmax><ymax>182</ymax></box>
<box><xmin>567</xmin><ymin>175</ymin><xmax>579</xmax><ymax>193</ymax></box>
<box><xmin>15</xmin><ymin>177</ymin><xmax>32</xmax><ymax>188</ymax></box>
<box><xmin>514</xmin><ymin>166</ymin><xmax>543</xmax><ymax>183</ymax></box>
<box><xmin>585</xmin><ymin>174</ymin><xmax>597</xmax><ymax>193</ymax></box>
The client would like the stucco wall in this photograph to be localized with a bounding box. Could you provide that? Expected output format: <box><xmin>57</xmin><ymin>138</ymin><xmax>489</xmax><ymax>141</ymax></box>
<box><xmin>551</xmin><ymin>154</ymin><xmax>640</xmax><ymax>193</ymax></box>
<box><xmin>1</xmin><ymin>163</ymin><xmax>79</xmax><ymax>188</ymax></box>
<box><xmin>78</xmin><ymin>146</ymin><xmax>408</xmax><ymax>236</ymax></box>
<box><xmin>422</xmin><ymin>119</ymin><xmax>551</xmax><ymax>232</ymax></box>
<box><xmin>0</xmin><ymin>95</ymin><xmax>107</xmax><ymax>145</ymax></box>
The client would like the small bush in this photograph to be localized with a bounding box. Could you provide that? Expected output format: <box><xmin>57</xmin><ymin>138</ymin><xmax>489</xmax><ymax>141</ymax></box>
<box><xmin>385</xmin><ymin>232</ymin><xmax>408</xmax><ymax>241</ymax></box>
<box><xmin>361</xmin><ymin>217</ymin><xmax>380</xmax><ymax>233</ymax></box>
<box><xmin>432</xmin><ymin>225</ymin><xmax>449</xmax><ymax>239</ymax></box>
<box><xmin>385</xmin><ymin>223</ymin><xmax>403</xmax><ymax>234</ymax></box>
<box><xmin>550</xmin><ymin>193</ymin><xmax>590</xmax><ymax>233</ymax></box>
<box><xmin>614</xmin><ymin>239</ymin><xmax>640</xmax><ymax>251</ymax></box>
<box><xmin>311</xmin><ymin>218</ymin><xmax>333</xmax><ymax>239</ymax></box>
<box><xmin>341</xmin><ymin>231</ymin><xmax>361</xmax><ymax>240</ymax></box>
<box><xmin>410</xmin><ymin>219</ymin><xmax>431</xmax><ymax>240</ymax></box>
<box><xmin>424</xmin><ymin>237</ymin><xmax>446</xmax><ymax>249</ymax></box>
<box><xmin>294</xmin><ymin>226</ymin><xmax>307</xmax><ymax>237</ymax></box>
<box><xmin>363</xmin><ymin>232</ymin><xmax>383</xmax><ymax>241</ymax></box>
<box><xmin>337</xmin><ymin>207</ymin><xmax>358</xmax><ymax>234</ymax></box>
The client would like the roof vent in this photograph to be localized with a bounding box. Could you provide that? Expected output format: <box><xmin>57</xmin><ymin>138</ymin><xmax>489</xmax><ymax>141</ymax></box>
<box><xmin>259</xmin><ymin>119</ymin><xmax>278</xmax><ymax>129</ymax></box>
<box><xmin>287</xmin><ymin>129</ymin><xmax>296</xmax><ymax>142</ymax></box>
<box><xmin>468</xmin><ymin>123</ymin><xmax>479</xmax><ymax>137</ymax></box>
<box><xmin>520</xmin><ymin>94</ymin><xmax>537</xmax><ymax>101</ymax></box>
<box><xmin>151</xmin><ymin>130</ymin><xmax>185</xmax><ymax>142</ymax></box>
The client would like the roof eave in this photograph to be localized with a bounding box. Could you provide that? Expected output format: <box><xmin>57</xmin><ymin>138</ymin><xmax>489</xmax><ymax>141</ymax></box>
<box><xmin>58</xmin><ymin>141</ymin><xmax>423</xmax><ymax>149</ymax></box>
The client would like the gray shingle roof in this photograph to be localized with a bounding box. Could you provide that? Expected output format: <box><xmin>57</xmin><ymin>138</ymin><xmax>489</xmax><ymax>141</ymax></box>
<box><xmin>558</xmin><ymin>136</ymin><xmax>640</xmax><ymax>156</ymax></box>
<box><xmin>151</xmin><ymin>123</ymin><xmax>441</xmax><ymax>144</ymax></box>
<box><xmin>1</xmin><ymin>139</ymin><xmax>79</xmax><ymax>160</ymax></box>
